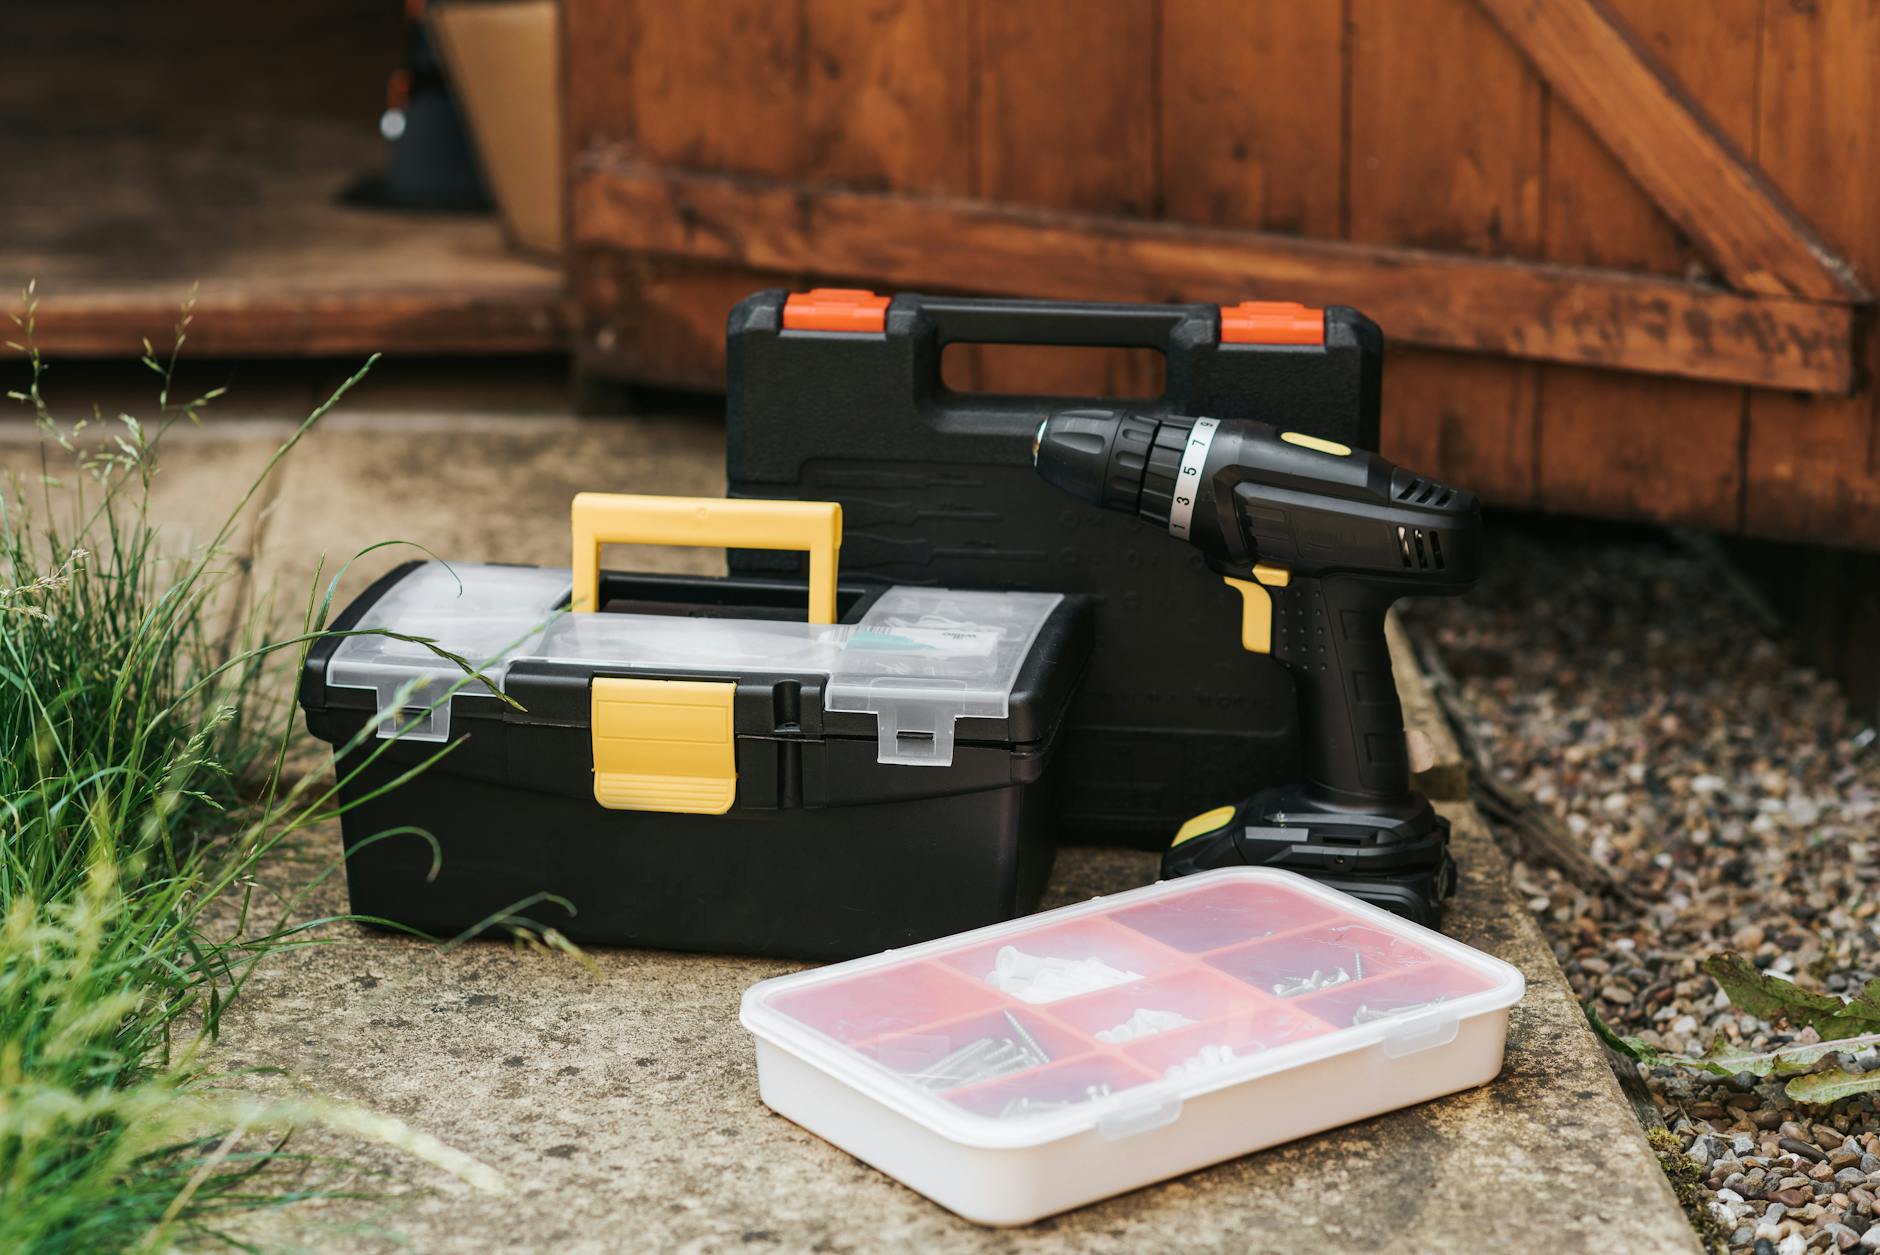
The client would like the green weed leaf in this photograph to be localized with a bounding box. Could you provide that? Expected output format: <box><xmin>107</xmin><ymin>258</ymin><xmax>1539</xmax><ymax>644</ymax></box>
<box><xmin>1703</xmin><ymin>953</ymin><xmax>1880</xmax><ymax>1039</ymax></box>
<box><xmin>1787</xmin><ymin>1068</ymin><xmax>1880</xmax><ymax>1105</ymax></box>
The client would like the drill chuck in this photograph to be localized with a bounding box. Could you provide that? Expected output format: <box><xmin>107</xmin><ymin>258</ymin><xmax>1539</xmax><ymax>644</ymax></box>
<box><xmin>1033</xmin><ymin>408</ymin><xmax>1192</xmax><ymax>527</ymax></box>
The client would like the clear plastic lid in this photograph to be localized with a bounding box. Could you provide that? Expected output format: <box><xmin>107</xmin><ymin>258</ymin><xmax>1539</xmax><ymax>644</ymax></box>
<box><xmin>740</xmin><ymin>868</ymin><xmax>1525</xmax><ymax>1150</ymax></box>
<box><xmin>323</xmin><ymin>561</ymin><xmax>1061</xmax><ymax>765</ymax></box>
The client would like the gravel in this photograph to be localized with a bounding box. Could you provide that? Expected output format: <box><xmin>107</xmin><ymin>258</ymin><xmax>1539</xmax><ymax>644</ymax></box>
<box><xmin>1407</xmin><ymin>524</ymin><xmax>1880</xmax><ymax>1255</ymax></box>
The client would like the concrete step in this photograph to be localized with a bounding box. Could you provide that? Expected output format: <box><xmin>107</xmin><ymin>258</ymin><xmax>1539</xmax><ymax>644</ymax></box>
<box><xmin>1</xmin><ymin>398</ymin><xmax>1701</xmax><ymax>1250</ymax></box>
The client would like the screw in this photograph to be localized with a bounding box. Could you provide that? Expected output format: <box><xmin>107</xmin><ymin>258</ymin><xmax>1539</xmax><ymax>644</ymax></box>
<box><xmin>1005</xmin><ymin>1011</ymin><xmax>1049</xmax><ymax>1067</ymax></box>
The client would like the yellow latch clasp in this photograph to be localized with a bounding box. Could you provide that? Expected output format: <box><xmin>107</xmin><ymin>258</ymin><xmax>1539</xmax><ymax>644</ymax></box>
<box><xmin>590</xmin><ymin>677</ymin><xmax>737</xmax><ymax>814</ymax></box>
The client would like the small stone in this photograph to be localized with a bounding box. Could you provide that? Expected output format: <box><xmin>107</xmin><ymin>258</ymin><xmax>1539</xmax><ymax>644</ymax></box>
<box><xmin>1783</xmin><ymin>1232</ymin><xmax>1811</xmax><ymax>1255</ymax></box>
<box><xmin>1758</xmin><ymin>1111</ymin><xmax>1787</xmax><ymax>1130</ymax></box>
<box><xmin>1861</xmin><ymin>1225</ymin><xmax>1880</xmax><ymax>1250</ymax></box>
<box><xmin>1773</xmin><ymin>1188</ymin><xmax>1813</xmax><ymax>1208</ymax></box>
<box><xmin>1755</xmin><ymin>1237</ymin><xmax>1779</xmax><ymax>1255</ymax></box>
<box><xmin>1784</xmin><ymin>1122</ymin><xmax>1810</xmax><ymax>1141</ymax></box>
<box><xmin>1845</xmin><ymin>1169</ymin><xmax>1872</xmax><ymax>1187</ymax></box>
<box><xmin>1785</xmin><ymin>1138</ymin><xmax>1830</xmax><ymax>1163</ymax></box>
<box><xmin>1691</xmin><ymin>1102</ymin><xmax>1726</xmax><ymax>1119</ymax></box>
<box><xmin>1731</xmin><ymin>1093</ymin><xmax>1765</xmax><ymax>1109</ymax></box>
<box><xmin>1818</xmin><ymin>1125</ymin><xmax>1847</xmax><ymax>1148</ymax></box>
<box><xmin>1864</xmin><ymin>1155</ymin><xmax>1880</xmax><ymax>1174</ymax></box>
<box><xmin>1854</xmin><ymin>1188</ymin><xmax>1877</xmax><ymax>1212</ymax></box>
<box><xmin>1838</xmin><ymin>1149</ymin><xmax>1866</xmax><ymax>1170</ymax></box>
<box><xmin>1719</xmin><ymin>1188</ymin><xmax>1747</xmax><ymax>1205</ymax></box>
<box><xmin>1826</xmin><ymin>1223</ymin><xmax>1863</xmax><ymax>1251</ymax></box>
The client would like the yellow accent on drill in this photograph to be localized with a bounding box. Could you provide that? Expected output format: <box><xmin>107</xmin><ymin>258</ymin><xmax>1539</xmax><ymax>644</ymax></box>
<box><xmin>1280</xmin><ymin>431</ymin><xmax>1353</xmax><ymax>457</ymax></box>
<box><xmin>1221</xmin><ymin>566</ymin><xmax>1291</xmax><ymax>653</ymax></box>
<box><xmin>1252</xmin><ymin>563</ymin><xmax>1291</xmax><ymax>587</ymax></box>
<box><xmin>590</xmin><ymin>677</ymin><xmax>737</xmax><ymax>814</ymax></box>
<box><xmin>1172</xmin><ymin>805</ymin><xmax>1237</xmax><ymax>847</ymax></box>
<box><xmin>571</xmin><ymin>493</ymin><xmax>842</xmax><ymax>622</ymax></box>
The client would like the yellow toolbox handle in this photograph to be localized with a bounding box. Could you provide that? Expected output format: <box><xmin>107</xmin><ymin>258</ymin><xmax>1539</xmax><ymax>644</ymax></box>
<box><xmin>570</xmin><ymin>493</ymin><xmax>843</xmax><ymax>622</ymax></box>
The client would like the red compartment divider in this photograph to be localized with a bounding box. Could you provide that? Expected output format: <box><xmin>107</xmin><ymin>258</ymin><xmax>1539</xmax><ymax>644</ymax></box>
<box><xmin>778</xmin><ymin>888</ymin><xmax>1487</xmax><ymax>1095</ymax></box>
<box><xmin>774</xmin><ymin>959</ymin><xmax>1000</xmax><ymax>1047</ymax></box>
<box><xmin>940</xmin><ymin>1051</ymin><xmax>1161</xmax><ymax>1116</ymax></box>
<box><xmin>1107</xmin><ymin>877</ymin><xmax>1345</xmax><ymax>954</ymax></box>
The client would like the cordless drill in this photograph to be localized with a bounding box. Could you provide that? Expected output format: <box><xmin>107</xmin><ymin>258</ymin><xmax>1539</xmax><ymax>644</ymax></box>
<box><xmin>1032</xmin><ymin>409</ymin><xmax>1481</xmax><ymax>892</ymax></box>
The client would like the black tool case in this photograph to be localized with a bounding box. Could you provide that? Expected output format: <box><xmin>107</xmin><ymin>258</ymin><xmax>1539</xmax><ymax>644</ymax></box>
<box><xmin>297</xmin><ymin>496</ymin><xmax>1093</xmax><ymax>961</ymax></box>
<box><xmin>725</xmin><ymin>291</ymin><xmax>1382</xmax><ymax>847</ymax></box>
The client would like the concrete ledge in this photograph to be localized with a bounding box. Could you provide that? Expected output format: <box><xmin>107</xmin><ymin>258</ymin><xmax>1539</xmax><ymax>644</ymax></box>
<box><xmin>21</xmin><ymin>405</ymin><xmax>1695</xmax><ymax>1250</ymax></box>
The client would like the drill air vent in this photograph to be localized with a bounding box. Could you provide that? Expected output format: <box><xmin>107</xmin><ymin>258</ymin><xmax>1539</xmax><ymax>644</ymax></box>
<box><xmin>1395</xmin><ymin>476</ymin><xmax>1455</xmax><ymax>509</ymax></box>
<box><xmin>1397</xmin><ymin>526</ymin><xmax>1446</xmax><ymax>571</ymax></box>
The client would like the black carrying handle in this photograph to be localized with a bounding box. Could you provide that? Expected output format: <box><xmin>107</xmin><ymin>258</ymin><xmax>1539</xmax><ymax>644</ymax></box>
<box><xmin>909</xmin><ymin>294</ymin><xmax>1205</xmax><ymax>352</ymax></box>
<box><xmin>1268</xmin><ymin>574</ymin><xmax>1412</xmax><ymax>810</ymax></box>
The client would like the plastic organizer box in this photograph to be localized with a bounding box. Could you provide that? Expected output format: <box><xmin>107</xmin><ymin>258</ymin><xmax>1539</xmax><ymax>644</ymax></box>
<box><xmin>741</xmin><ymin>868</ymin><xmax>1523</xmax><ymax>1224</ymax></box>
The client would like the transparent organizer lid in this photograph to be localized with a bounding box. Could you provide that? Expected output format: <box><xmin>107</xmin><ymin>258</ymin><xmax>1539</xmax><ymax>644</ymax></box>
<box><xmin>323</xmin><ymin>561</ymin><xmax>1062</xmax><ymax>765</ymax></box>
<box><xmin>740</xmin><ymin>868</ymin><xmax>1525</xmax><ymax>1150</ymax></box>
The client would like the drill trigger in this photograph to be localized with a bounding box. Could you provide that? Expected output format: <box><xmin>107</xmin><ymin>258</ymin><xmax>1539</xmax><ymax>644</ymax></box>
<box><xmin>1221</xmin><ymin>565</ymin><xmax>1290</xmax><ymax>653</ymax></box>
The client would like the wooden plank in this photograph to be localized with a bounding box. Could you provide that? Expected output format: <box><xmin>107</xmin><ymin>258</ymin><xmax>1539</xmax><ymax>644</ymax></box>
<box><xmin>970</xmin><ymin>0</ymin><xmax>1162</xmax><ymax>396</ymax></box>
<box><xmin>559</xmin><ymin>0</ymin><xmax>638</xmax><ymax>159</ymax></box>
<box><xmin>1476</xmin><ymin>0</ymin><xmax>1867</xmax><ymax>302</ymax></box>
<box><xmin>572</xmin><ymin>161</ymin><xmax>1859</xmax><ymax>393</ymax></box>
<box><xmin>1745</xmin><ymin>0</ymin><xmax>1880</xmax><ymax>548</ymax></box>
<box><xmin>1160</xmin><ymin>0</ymin><xmax>1345</xmax><ymax>239</ymax></box>
<box><xmin>29</xmin><ymin>283</ymin><xmax>565</xmax><ymax>358</ymax></box>
<box><xmin>1349</xmin><ymin>0</ymin><xmax>1546</xmax><ymax>502</ymax></box>
<box><xmin>1535</xmin><ymin>0</ymin><xmax>1760</xmax><ymax>530</ymax></box>
<box><xmin>800</xmin><ymin>0</ymin><xmax>979</xmax><ymax>381</ymax></box>
<box><xmin>801</xmin><ymin>0</ymin><xmax>977</xmax><ymax>195</ymax></box>
<box><xmin>565</xmin><ymin>0</ymin><xmax>804</xmax><ymax>384</ymax></box>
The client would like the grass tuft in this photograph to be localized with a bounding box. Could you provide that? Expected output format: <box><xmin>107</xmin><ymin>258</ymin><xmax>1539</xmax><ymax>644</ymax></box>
<box><xmin>0</xmin><ymin>286</ymin><xmax>500</xmax><ymax>1252</ymax></box>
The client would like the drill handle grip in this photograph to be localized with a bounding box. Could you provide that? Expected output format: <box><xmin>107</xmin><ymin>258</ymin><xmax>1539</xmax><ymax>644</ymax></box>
<box><xmin>1269</xmin><ymin>574</ymin><xmax>1413</xmax><ymax>809</ymax></box>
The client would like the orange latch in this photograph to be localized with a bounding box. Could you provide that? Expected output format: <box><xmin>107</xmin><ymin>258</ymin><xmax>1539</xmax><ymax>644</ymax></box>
<box><xmin>1220</xmin><ymin>301</ymin><xmax>1325</xmax><ymax>346</ymax></box>
<box><xmin>782</xmin><ymin>288</ymin><xmax>891</xmax><ymax>333</ymax></box>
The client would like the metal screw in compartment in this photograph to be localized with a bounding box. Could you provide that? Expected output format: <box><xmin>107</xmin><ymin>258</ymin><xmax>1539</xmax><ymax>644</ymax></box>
<box><xmin>1271</xmin><ymin>967</ymin><xmax>1355</xmax><ymax>998</ymax></box>
<box><xmin>1004</xmin><ymin>1011</ymin><xmax>1049</xmax><ymax>1066</ymax></box>
<box><xmin>908</xmin><ymin>1036</ymin><xmax>999</xmax><ymax>1088</ymax></box>
<box><xmin>1354</xmin><ymin>950</ymin><xmax>1364</xmax><ymax>981</ymax></box>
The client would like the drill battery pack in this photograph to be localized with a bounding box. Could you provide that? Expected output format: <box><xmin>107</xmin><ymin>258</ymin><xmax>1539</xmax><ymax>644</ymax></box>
<box><xmin>725</xmin><ymin>291</ymin><xmax>1382</xmax><ymax>849</ymax></box>
<box><xmin>1165</xmin><ymin>791</ymin><xmax>1459</xmax><ymax>926</ymax></box>
<box><xmin>297</xmin><ymin>495</ymin><xmax>1094</xmax><ymax>962</ymax></box>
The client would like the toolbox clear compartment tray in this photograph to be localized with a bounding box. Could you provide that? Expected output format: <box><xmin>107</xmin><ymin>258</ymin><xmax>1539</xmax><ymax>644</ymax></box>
<box><xmin>322</xmin><ymin>561</ymin><xmax>1060</xmax><ymax>764</ymax></box>
<box><xmin>740</xmin><ymin>868</ymin><xmax>1524</xmax><ymax>1225</ymax></box>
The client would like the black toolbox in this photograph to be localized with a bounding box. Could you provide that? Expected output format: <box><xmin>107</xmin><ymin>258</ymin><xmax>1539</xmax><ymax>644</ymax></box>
<box><xmin>298</xmin><ymin>494</ymin><xmax>1093</xmax><ymax>961</ymax></box>
<box><xmin>725</xmin><ymin>291</ymin><xmax>1382</xmax><ymax>848</ymax></box>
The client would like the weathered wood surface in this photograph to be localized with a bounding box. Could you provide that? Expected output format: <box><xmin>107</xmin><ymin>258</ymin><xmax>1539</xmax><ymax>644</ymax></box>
<box><xmin>1478</xmin><ymin>0</ymin><xmax>1866</xmax><ymax>302</ymax></box>
<box><xmin>574</xmin><ymin>163</ymin><xmax>1857</xmax><ymax>394</ymax></box>
<box><xmin>3</xmin><ymin>3</ymin><xmax>565</xmax><ymax>359</ymax></box>
<box><xmin>564</xmin><ymin>0</ymin><xmax>1880</xmax><ymax>549</ymax></box>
